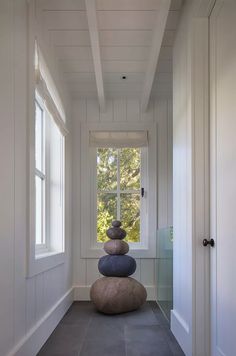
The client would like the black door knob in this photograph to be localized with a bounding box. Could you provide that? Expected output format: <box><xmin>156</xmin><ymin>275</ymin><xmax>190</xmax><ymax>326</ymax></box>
<box><xmin>203</xmin><ymin>238</ymin><xmax>215</xmax><ymax>247</ymax></box>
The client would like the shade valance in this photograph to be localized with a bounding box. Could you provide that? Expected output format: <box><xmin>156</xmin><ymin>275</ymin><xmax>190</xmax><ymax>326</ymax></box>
<box><xmin>89</xmin><ymin>131</ymin><xmax>148</xmax><ymax>148</ymax></box>
<box><xmin>35</xmin><ymin>43</ymin><xmax>68</xmax><ymax>135</ymax></box>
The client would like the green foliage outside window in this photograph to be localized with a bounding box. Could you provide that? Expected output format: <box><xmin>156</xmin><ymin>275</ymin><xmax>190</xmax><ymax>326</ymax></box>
<box><xmin>97</xmin><ymin>147</ymin><xmax>141</xmax><ymax>243</ymax></box>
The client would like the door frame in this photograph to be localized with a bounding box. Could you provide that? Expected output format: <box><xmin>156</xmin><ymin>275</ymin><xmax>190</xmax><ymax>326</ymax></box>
<box><xmin>189</xmin><ymin>1</ymin><xmax>215</xmax><ymax>355</ymax></box>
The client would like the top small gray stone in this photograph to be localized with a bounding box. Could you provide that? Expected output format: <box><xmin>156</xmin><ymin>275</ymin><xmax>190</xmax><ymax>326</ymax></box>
<box><xmin>112</xmin><ymin>220</ymin><xmax>122</xmax><ymax>228</ymax></box>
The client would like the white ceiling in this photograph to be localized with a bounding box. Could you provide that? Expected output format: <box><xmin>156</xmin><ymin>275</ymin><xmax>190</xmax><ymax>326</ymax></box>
<box><xmin>36</xmin><ymin>0</ymin><xmax>183</xmax><ymax>107</ymax></box>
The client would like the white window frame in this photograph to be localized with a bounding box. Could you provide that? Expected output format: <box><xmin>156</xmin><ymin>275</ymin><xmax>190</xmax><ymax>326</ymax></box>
<box><xmin>27</xmin><ymin>91</ymin><xmax>66</xmax><ymax>277</ymax></box>
<box><xmin>80</xmin><ymin>122</ymin><xmax>157</xmax><ymax>259</ymax></box>
<box><xmin>91</xmin><ymin>147</ymin><xmax>148</xmax><ymax>249</ymax></box>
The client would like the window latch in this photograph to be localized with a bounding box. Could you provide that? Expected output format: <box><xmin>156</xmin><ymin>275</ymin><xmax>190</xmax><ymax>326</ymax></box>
<box><xmin>141</xmin><ymin>187</ymin><xmax>145</xmax><ymax>197</ymax></box>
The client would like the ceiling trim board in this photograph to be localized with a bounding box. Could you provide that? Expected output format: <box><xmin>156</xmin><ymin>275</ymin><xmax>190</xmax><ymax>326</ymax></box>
<box><xmin>85</xmin><ymin>0</ymin><xmax>105</xmax><ymax>110</ymax></box>
<box><xmin>141</xmin><ymin>0</ymin><xmax>171</xmax><ymax>112</ymax></box>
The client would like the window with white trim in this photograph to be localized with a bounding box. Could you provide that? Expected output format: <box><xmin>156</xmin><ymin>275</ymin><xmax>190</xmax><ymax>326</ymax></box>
<box><xmin>80</xmin><ymin>124</ymin><xmax>156</xmax><ymax>259</ymax></box>
<box><xmin>28</xmin><ymin>41</ymin><xmax>67</xmax><ymax>277</ymax></box>
<box><xmin>34</xmin><ymin>92</ymin><xmax>65</xmax><ymax>255</ymax></box>
<box><xmin>96</xmin><ymin>147</ymin><xmax>147</xmax><ymax>244</ymax></box>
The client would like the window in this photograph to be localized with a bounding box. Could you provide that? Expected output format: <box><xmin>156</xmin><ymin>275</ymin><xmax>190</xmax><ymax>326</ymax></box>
<box><xmin>80</xmin><ymin>123</ymin><xmax>156</xmax><ymax>259</ymax></box>
<box><xmin>34</xmin><ymin>93</ymin><xmax>65</xmax><ymax>255</ymax></box>
<box><xmin>28</xmin><ymin>42</ymin><xmax>68</xmax><ymax>276</ymax></box>
<box><xmin>97</xmin><ymin>147</ymin><xmax>143</xmax><ymax>243</ymax></box>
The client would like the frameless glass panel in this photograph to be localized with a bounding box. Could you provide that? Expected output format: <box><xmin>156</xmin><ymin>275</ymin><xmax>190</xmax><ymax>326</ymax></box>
<box><xmin>156</xmin><ymin>227</ymin><xmax>173</xmax><ymax>322</ymax></box>
<box><xmin>35</xmin><ymin>175</ymin><xmax>44</xmax><ymax>245</ymax></box>
<box><xmin>97</xmin><ymin>148</ymin><xmax>117</xmax><ymax>191</ymax></box>
<box><xmin>35</xmin><ymin>101</ymin><xmax>44</xmax><ymax>172</ymax></box>
<box><xmin>97</xmin><ymin>193</ymin><xmax>117</xmax><ymax>242</ymax></box>
<box><xmin>120</xmin><ymin>193</ymin><xmax>140</xmax><ymax>242</ymax></box>
<box><xmin>120</xmin><ymin>148</ymin><xmax>141</xmax><ymax>190</ymax></box>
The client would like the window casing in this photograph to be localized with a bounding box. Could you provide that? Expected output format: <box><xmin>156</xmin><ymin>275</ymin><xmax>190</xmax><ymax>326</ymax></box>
<box><xmin>34</xmin><ymin>92</ymin><xmax>65</xmax><ymax>257</ymax></box>
<box><xmin>80</xmin><ymin>122</ymin><xmax>156</xmax><ymax>259</ymax></box>
<box><xmin>28</xmin><ymin>38</ymin><xmax>68</xmax><ymax>276</ymax></box>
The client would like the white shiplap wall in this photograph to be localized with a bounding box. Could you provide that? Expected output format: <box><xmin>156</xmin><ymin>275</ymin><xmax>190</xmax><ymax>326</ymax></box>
<box><xmin>72</xmin><ymin>97</ymin><xmax>172</xmax><ymax>301</ymax></box>
<box><xmin>0</xmin><ymin>2</ymin><xmax>73</xmax><ymax>356</ymax></box>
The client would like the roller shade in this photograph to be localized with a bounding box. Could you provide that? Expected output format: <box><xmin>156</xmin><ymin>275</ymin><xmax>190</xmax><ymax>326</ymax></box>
<box><xmin>89</xmin><ymin>131</ymin><xmax>148</xmax><ymax>148</ymax></box>
<box><xmin>35</xmin><ymin>43</ymin><xmax>68</xmax><ymax>135</ymax></box>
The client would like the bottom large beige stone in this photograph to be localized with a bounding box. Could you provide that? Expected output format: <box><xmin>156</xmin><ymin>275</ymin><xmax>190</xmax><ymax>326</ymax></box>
<box><xmin>90</xmin><ymin>277</ymin><xmax>147</xmax><ymax>314</ymax></box>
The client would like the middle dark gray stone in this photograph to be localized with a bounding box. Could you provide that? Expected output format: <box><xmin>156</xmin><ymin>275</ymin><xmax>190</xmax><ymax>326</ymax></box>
<box><xmin>98</xmin><ymin>255</ymin><xmax>136</xmax><ymax>277</ymax></box>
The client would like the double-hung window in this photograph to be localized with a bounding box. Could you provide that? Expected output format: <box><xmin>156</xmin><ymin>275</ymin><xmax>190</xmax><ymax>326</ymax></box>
<box><xmin>28</xmin><ymin>43</ymin><xmax>67</xmax><ymax>276</ymax></box>
<box><xmin>97</xmin><ymin>147</ymin><xmax>146</xmax><ymax>244</ymax></box>
<box><xmin>83</xmin><ymin>128</ymin><xmax>157</xmax><ymax>259</ymax></box>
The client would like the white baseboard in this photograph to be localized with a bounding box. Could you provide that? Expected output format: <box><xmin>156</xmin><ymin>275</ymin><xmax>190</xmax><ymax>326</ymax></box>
<box><xmin>171</xmin><ymin>309</ymin><xmax>191</xmax><ymax>356</ymax></box>
<box><xmin>74</xmin><ymin>285</ymin><xmax>156</xmax><ymax>301</ymax></box>
<box><xmin>7</xmin><ymin>288</ymin><xmax>73</xmax><ymax>356</ymax></box>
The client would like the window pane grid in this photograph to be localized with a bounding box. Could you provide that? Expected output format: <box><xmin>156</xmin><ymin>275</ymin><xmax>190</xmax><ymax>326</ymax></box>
<box><xmin>97</xmin><ymin>147</ymin><xmax>141</xmax><ymax>243</ymax></box>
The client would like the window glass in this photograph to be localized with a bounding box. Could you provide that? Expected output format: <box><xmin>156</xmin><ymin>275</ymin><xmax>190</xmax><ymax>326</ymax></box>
<box><xmin>97</xmin><ymin>148</ymin><xmax>117</xmax><ymax>191</ymax></box>
<box><xmin>35</xmin><ymin>175</ymin><xmax>44</xmax><ymax>245</ymax></box>
<box><xmin>120</xmin><ymin>148</ymin><xmax>140</xmax><ymax>190</ymax></box>
<box><xmin>96</xmin><ymin>148</ymin><xmax>141</xmax><ymax>243</ymax></box>
<box><xmin>121</xmin><ymin>193</ymin><xmax>140</xmax><ymax>243</ymax></box>
<box><xmin>35</xmin><ymin>101</ymin><xmax>44</xmax><ymax>172</ymax></box>
<box><xmin>97</xmin><ymin>193</ymin><xmax>117</xmax><ymax>243</ymax></box>
<box><xmin>34</xmin><ymin>97</ymin><xmax>65</xmax><ymax>252</ymax></box>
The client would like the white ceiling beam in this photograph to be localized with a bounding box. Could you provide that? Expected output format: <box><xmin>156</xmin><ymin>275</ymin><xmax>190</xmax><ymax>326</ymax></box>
<box><xmin>141</xmin><ymin>0</ymin><xmax>171</xmax><ymax>112</ymax></box>
<box><xmin>85</xmin><ymin>0</ymin><xmax>105</xmax><ymax>110</ymax></box>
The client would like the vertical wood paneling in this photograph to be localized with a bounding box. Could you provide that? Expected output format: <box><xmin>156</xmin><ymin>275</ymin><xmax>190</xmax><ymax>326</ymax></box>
<box><xmin>72</xmin><ymin>112</ymin><xmax>82</xmax><ymax>287</ymax></box>
<box><xmin>75</xmin><ymin>258</ymin><xmax>87</xmax><ymax>286</ymax></box>
<box><xmin>0</xmin><ymin>1</ymin><xmax>73</xmax><ymax>354</ymax></box>
<box><xmin>35</xmin><ymin>273</ymin><xmax>44</xmax><ymax>322</ymax></box>
<box><xmin>26</xmin><ymin>278</ymin><xmax>36</xmax><ymax>332</ymax></box>
<box><xmin>73</xmin><ymin>99</ymin><xmax>86</xmax><ymax>123</ymax></box>
<box><xmin>72</xmin><ymin>97</ymin><xmax>172</xmax><ymax>298</ymax></box>
<box><xmin>156</xmin><ymin>99</ymin><xmax>168</xmax><ymax>228</ymax></box>
<box><xmin>87</xmin><ymin>99</ymin><xmax>100</xmax><ymax>122</ymax></box>
<box><xmin>132</xmin><ymin>258</ymin><xmax>141</xmax><ymax>282</ymax></box>
<box><xmin>113</xmin><ymin>98</ymin><xmax>126</xmax><ymax>122</ymax></box>
<box><xmin>0</xmin><ymin>1</ymin><xmax>15</xmax><ymax>353</ymax></box>
<box><xmin>86</xmin><ymin>259</ymin><xmax>100</xmax><ymax>285</ymax></box>
<box><xmin>140</xmin><ymin>259</ymin><xmax>155</xmax><ymax>286</ymax></box>
<box><xmin>100</xmin><ymin>100</ymin><xmax>113</xmax><ymax>122</ymax></box>
<box><xmin>141</xmin><ymin>100</ymin><xmax>154</xmax><ymax>122</ymax></box>
<box><xmin>127</xmin><ymin>99</ymin><xmax>140</xmax><ymax>122</ymax></box>
<box><xmin>13</xmin><ymin>0</ymin><xmax>27</xmax><ymax>344</ymax></box>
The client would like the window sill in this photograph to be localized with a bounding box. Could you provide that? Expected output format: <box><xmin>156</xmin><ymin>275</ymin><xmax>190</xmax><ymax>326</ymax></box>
<box><xmin>81</xmin><ymin>246</ymin><xmax>156</xmax><ymax>259</ymax></box>
<box><xmin>27</xmin><ymin>250</ymin><xmax>65</xmax><ymax>277</ymax></box>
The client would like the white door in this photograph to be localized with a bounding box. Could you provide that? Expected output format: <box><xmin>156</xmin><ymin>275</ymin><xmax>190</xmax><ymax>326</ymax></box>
<box><xmin>210</xmin><ymin>1</ymin><xmax>236</xmax><ymax>355</ymax></box>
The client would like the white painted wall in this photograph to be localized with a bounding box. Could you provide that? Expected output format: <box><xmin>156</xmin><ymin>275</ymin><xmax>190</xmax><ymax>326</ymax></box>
<box><xmin>0</xmin><ymin>1</ymin><xmax>73</xmax><ymax>355</ymax></box>
<box><xmin>172</xmin><ymin>2</ymin><xmax>195</xmax><ymax>354</ymax></box>
<box><xmin>172</xmin><ymin>1</ymin><xmax>211</xmax><ymax>355</ymax></box>
<box><xmin>72</xmin><ymin>97</ymin><xmax>173</xmax><ymax>301</ymax></box>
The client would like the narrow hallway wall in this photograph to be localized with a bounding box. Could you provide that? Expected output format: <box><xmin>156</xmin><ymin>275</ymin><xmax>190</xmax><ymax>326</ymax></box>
<box><xmin>0</xmin><ymin>1</ymin><xmax>73</xmax><ymax>355</ymax></box>
<box><xmin>72</xmin><ymin>97</ymin><xmax>173</xmax><ymax>301</ymax></box>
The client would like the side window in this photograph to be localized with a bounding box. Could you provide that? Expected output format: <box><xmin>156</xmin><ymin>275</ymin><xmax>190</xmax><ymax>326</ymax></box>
<box><xmin>34</xmin><ymin>94</ymin><xmax>65</xmax><ymax>255</ymax></box>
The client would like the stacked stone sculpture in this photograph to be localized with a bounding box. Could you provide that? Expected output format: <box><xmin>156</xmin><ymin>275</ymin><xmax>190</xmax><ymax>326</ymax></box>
<box><xmin>90</xmin><ymin>220</ymin><xmax>147</xmax><ymax>314</ymax></box>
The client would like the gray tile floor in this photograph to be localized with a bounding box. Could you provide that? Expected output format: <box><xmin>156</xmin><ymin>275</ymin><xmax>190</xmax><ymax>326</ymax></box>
<box><xmin>37</xmin><ymin>302</ymin><xmax>184</xmax><ymax>356</ymax></box>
